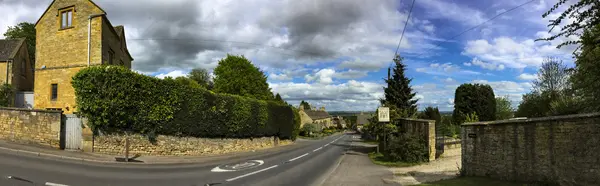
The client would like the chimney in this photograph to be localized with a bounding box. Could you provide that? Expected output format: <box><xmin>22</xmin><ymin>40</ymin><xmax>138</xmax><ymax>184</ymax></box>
<box><xmin>320</xmin><ymin>106</ymin><xmax>325</xmax><ymax>111</ymax></box>
<box><xmin>299</xmin><ymin>105</ymin><xmax>304</xmax><ymax>111</ymax></box>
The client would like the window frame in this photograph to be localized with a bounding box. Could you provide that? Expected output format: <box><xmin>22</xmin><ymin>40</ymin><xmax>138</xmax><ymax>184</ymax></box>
<box><xmin>50</xmin><ymin>83</ymin><xmax>58</xmax><ymax>101</ymax></box>
<box><xmin>58</xmin><ymin>6</ymin><xmax>75</xmax><ymax>30</ymax></box>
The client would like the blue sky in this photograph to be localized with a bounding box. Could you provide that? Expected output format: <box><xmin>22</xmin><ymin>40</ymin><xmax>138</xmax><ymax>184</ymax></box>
<box><xmin>0</xmin><ymin>0</ymin><xmax>578</xmax><ymax>111</ymax></box>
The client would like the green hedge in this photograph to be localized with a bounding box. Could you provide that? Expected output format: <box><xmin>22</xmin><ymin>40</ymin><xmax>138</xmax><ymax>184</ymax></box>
<box><xmin>72</xmin><ymin>66</ymin><xmax>297</xmax><ymax>139</ymax></box>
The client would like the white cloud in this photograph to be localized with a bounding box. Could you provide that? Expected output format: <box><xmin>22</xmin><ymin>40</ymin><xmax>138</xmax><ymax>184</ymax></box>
<box><xmin>462</xmin><ymin>36</ymin><xmax>573</xmax><ymax>69</ymax></box>
<box><xmin>463</xmin><ymin>62</ymin><xmax>472</xmax><ymax>66</ymax></box>
<box><xmin>417</xmin><ymin>0</ymin><xmax>486</xmax><ymax>27</ymax></box>
<box><xmin>269</xmin><ymin>73</ymin><xmax>292</xmax><ymax>81</ymax></box>
<box><xmin>155</xmin><ymin>70</ymin><xmax>187</xmax><ymax>79</ymax></box>
<box><xmin>305</xmin><ymin>69</ymin><xmax>335</xmax><ymax>84</ymax></box>
<box><xmin>415</xmin><ymin>62</ymin><xmax>481</xmax><ymax>77</ymax></box>
<box><xmin>470</xmin><ymin>58</ymin><xmax>505</xmax><ymax>71</ymax></box>
<box><xmin>517</xmin><ymin>73</ymin><xmax>537</xmax><ymax>81</ymax></box>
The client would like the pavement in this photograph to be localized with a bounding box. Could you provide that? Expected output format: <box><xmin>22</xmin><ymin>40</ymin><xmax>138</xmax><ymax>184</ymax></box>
<box><xmin>388</xmin><ymin>147</ymin><xmax>462</xmax><ymax>185</ymax></box>
<box><xmin>320</xmin><ymin>135</ymin><xmax>400</xmax><ymax>186</ymax></box>
<box><xmin>0</xmin><ymin>133</ymin><xmax>354</xmax><ymax>186</ymax></box>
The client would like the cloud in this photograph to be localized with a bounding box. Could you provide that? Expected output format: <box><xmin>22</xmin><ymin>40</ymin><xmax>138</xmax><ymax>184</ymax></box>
<box><xmin>463</xmin><ymin>62</ymin><xmax>472</xmax><ymax>66</ymax></box>
<box><xmin>337</xmin><ymin>58</ymin><xmax>390</xmax><ymax>71</ymax></box>
<box><xmin>462</xmin><ymin>36</ymin><xmax>574</xmax><ymax>69</ymax></box>
<box><xmin>470</xmin><ymin>58</ymin><xmax>505</xmax><ymax>71</ymax></box>
<box><xmin>417</xmin><ymin>0</ymin><xmax>487</xmax><ymax>27</ymax></box>
<box><xmin>155</xmin><ymin>70</ymin><xmax>187</xmax><ymax>79</ymax></box>
<box><xmin>517</xmin><ymin>73</ymin><xmax>537</xmax><ymax>81</ymax></box>
<box><xmin>415</xmin><ymin>62</ymin><xmax>481</xmax><ymax>77</ymax></box>
<box><xmin>305</xmin><ymin>68</ymin><xmax>369</xmax><ymax>84</ymax></box>
<box><xmin>271</xmin><ymin>80</ymin><xmax>384</xmax><ymax>111</ymax></box>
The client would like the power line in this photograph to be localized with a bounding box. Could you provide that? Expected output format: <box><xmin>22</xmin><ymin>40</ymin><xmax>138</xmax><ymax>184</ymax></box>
<box><xmin>405</xmin><ymin>0</ymin><xmax>536</xmax><ymax>60</ymax></box>
<box><xmin>394</xmin><ymin>0</ymin><xmax>417</xmax><ymax>58</ymax></box>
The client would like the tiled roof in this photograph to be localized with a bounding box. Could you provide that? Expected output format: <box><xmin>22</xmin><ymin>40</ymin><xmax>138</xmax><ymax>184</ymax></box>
<box><xmin>0</xmin><ymin>39</ymin><xmax>24</xmax><ymax>61</ymax></box>
<box><xmin>304</xmin><ymin>110</ymin><xmax>331</xmax><ymax>120</ymax></box>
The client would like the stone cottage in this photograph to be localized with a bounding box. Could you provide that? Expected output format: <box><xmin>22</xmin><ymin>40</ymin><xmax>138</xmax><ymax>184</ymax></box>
<box><xmin>298</xmin><ymin>106</ymin><xmax>332</xmax><ymax>130</ymax></box>
<box><xmin>33</xmin><ymin>0</ymin><xmax>133</xmax><ymax>113</ymax></box>
<box><xmin>0</xmin><ymin>39</ymin><xmax>34</xmax><ymax>93</ymax></box>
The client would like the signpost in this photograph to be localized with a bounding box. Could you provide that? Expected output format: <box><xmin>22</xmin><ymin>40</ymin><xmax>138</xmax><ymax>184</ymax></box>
<box><xmin>377</xmin><ymin>107</ymin><xmax>390</xmax><ymax>153</ymax></box>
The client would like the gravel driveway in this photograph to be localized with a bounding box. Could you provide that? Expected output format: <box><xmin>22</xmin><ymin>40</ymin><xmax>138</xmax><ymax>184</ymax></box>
<box><xmin>386</xmin><ymin>148</ymin><xmax>462</xmax><ymax>185</ymax></box>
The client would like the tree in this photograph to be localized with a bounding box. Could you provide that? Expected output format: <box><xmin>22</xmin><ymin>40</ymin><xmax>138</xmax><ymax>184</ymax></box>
<box><xmin>537</xmin><ymin>1</ymin><xmax>600</xmax><ymax>50</ymax></box>
<box><xmin>452</xmin><ymin>83</ymin><xmax>496</xmax><ymax>124</ymax></box>
<box><xmin>213</xmin><ymin>54</ymin><xmax>273</xmax><ymax>100</ymax></box>
<box><xmin>516</xmin><ymin>58</ymin><xmax>577</xmax><ymax>117</ymax></box>
<box><xmin>571</xmin><ymin>24</ymin><xmax>600</xmax><ymax>112</ymax></box>
<box><xmin>381</xmin><ymin>55</ymin><xmax>418</xmax><ymax>118</ymax></box>
<box><xmin>418</xmin><ymin>106</ymin><xmax>441</xmax><ymax>126</ymax></box>
<box><xmin>274</xmin><ymin>93</ymin><xmax>285</xmax><ymax>104</ymax></box>
<box><xmin>533</xmin><ymin>58</ymin><xmax>570</xmax><ymax>96</ymax></box>
<box><xmin>300</xmin><ymin>100</ymin><xmax>311</xmax><ymax>110</ymax></box>
<box><xmin>3</xmin><ymin>22</ymin><xmax>35</xmax><ymax>63</ymax></box>
<box><xmin>495</xmin><ymin>96</ymin><xmax>513</xmax><ymax>120</ymax></box>
<box><xmin>188</xmin><ymin>68</ymin><xmax>212</xmax><ymax>89</ymax></box>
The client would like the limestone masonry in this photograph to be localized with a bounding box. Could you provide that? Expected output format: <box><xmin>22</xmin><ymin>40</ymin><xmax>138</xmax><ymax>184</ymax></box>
<box><xmin>0</xmin><ymin>107</ymin><xmax>62</xmax><ymax>148</ymax></box>
<box><xmin>462</xmin><ymin>113</ymin><xmax>600</xmax><ymax>185</ymax></box>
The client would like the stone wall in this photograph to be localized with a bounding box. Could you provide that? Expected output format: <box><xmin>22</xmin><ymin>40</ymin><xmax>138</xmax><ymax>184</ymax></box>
<box><xmin>0</xmin><ymin>107</ymin><xmax>62</xmax><ymax>148</ymax></box>
<box><xmin>93</xmin><ymin>134</ymin><xmax>292</xmax><ymax>156</ymax></box>
<box><xmin>396</xmin><ymin>118</ymin><xmax>436</xmax><ymax>161</ymax></box>
<box><xmin>461</xmin><ymin>113</ymin><xmax>600</xmax><ymax>185</ymax></box>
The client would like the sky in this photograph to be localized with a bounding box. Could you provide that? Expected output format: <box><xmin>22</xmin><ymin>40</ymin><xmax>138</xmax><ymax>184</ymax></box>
<box><xmin>0</xmin><ymin>0</ymin><xmax>579</xmax><ymax>111</ymax></box>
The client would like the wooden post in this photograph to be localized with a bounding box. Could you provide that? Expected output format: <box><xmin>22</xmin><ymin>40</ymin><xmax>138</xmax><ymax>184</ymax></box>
<box><xmin>125</xmin><ymin>133</ymin><xmax>129</xmax><ymax>162</ymax></box>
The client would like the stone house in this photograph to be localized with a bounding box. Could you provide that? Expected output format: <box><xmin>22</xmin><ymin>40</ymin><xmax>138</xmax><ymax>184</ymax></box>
<box><xmin>356</xmin><ymin>112</ymin><xmax>372</xmax><ymax>130</ymax></box>
<box><xmin>298</xmin><ymin>106</ymin><xmax>332</xmax><ymax>130</ymax></box>
<box><xmin>34</xmin><ymin>0</ymin><xmax>133</xmax><ymax>113</ymax></box>
<box><xmin>0</xmin><ymin>38</ymin><xmax>34</xmax><ymax>92</ymax></box>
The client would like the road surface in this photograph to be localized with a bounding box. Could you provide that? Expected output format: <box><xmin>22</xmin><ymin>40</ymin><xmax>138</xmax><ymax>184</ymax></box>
<box><xmin>0</xmin><ymin>133</ymin><xmax>352</xmax><ymax>186</ymax></box>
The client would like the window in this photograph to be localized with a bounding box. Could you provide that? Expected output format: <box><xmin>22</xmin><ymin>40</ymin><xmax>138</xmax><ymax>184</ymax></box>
<box><xmin>108</xmin><ymin>50</ymin><xmax>115</xmax><ymax>65</ymax></box>
<box><xmin>20</xmin><ymin>61</ymin><xmax>25</xmax><ymax>76</ymax></box>
<box><xmin>60</xmin><ymin>8</ymin><xmax>73</xmax><ymax>29</ymax></box>
<box><xmin>51</xmin><ymin>84</ymin><xmax>58</xmax><ymax>101</ymax></box>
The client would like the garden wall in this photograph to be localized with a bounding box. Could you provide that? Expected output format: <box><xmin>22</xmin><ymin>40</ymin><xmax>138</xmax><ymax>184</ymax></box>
<box><xmin>93</xmin><ymin>134</ymin><xmax>292</xmax><ymax>156</ymax></box>
<box><xmin>462</xmin><ymin>113</ymin><xmax>600</xmax><ymax>185</ymax></box>
<box><xmin>396</xmin><ymin>118</ymin><xmax>436</xmax><ymax>161</ymax></box>
<box><xmin>0</xmin><ymin>107</ymin><xmax>62</xmax><ymax>148</ymax></box>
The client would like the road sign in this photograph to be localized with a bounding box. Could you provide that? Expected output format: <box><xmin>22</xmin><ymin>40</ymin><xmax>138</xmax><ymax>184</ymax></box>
<box><xmin>378</xmin><ymin>107</ymin><xmax>390</xmax><ymax>122</ymax></box>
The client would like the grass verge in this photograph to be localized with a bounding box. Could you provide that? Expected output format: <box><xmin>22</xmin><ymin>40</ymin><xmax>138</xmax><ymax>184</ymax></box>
<box><xmin>368</xmin><ymin>152</ymin><xmax>420</xmax><ymax>167</ymax></box>
<box><xmin>416</xmin><ymin>177</ymin><xmax>530</xmax><ymax>186</ymax></box>
<box><xmin>362</xmin><ymin>139</ymin><xmax>379</xmax><ymax>145</ymax></box>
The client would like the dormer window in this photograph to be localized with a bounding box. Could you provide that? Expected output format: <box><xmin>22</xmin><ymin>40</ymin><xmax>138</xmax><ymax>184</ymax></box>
<box><xmin>59</xmin><ymin>7</ymin><xmax>74</xmax><ymax>29</ymax></box>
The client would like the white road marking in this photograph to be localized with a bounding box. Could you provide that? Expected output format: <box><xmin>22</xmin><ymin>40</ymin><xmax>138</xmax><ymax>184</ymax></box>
<box><xmin>288</xmin><ymin>153</ymin><xmax>310</xmax><ymax>162</ymax></box>
<box><xmin>225</xmin><ymin>165</ymin><xmax>278</xmax><ymax>182</ymax></box>
<box><xmin>46</xmin><ymin>182</ymin><xmax>69</xmax><ymax>186</ymax></box>
<box><xmin>313</xmin><ymin>147</ymin><xmax>323</xmax><ymax>152</ymax></box>
<box><xmin>324</xmin><ymin>144</ymin><xmax>329</xmax><ymax>147</ymax></box>
<box><xmin>211</xmin><ymin>160</ymin><xmax>264</xmax><ymax>172</ymax></box>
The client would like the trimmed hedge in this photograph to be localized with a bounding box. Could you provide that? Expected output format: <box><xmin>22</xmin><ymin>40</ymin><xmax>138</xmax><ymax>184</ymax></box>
<box><xmin>72</xmin><ymin>66</ymin><xmax>298</xmax><ymax>139</ymax></box>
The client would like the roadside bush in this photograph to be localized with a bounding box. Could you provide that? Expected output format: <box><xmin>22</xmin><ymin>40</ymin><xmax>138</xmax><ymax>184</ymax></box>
<box><xmin>0</xmin><ymin>84</ymin><xmax>13</xmax><ymax>107</ymax></box>
<box><xmin>72</xmin><ymin>65</ymin><xmax>297</xmax><ymax>139</ymax></box>
<box><xmin>301</xmin><ymin>123</ymin><xmax>317</xmax><ymax>136</ymax></box>
<box><xmin>385</xmin><ymin>134</ymin><xmax>428</xmax><ymax>163</ymax></box>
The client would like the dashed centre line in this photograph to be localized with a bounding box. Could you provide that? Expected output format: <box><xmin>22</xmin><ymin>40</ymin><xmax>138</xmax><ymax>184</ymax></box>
<box><xmin>46</xmin><ymin>182</ymin><xmax>69</xmax><ymax>186</ymax></box>
<box><xmin>225</xmin><ymin>165</ymin><xmax>279</xmax><ymax>182</ymax></box>
<box><xmin>288</xmin><ymin>153</ymin><xmax>309</xmax><ymax>162</ymax></box>
<box><xmin>312</xmin><ymin>147</ymin><xmax>323</xmax><ymax>152</ymax></box>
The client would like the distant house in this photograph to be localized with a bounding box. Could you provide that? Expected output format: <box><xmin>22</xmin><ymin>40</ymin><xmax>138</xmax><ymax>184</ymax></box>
<box><xmin>33</xmin><ymin>0</ymin><xmax>134</xmax><ymax>113</ymax></box>
<box><xmin>0</xmin><ymin>38</ymin><xmax>34</xmax><ymax>92</ymax></box>
<box><xmin>332</xmin><ymin>116</ymin><xmax>346</xmax><ymax>128</ymax></box>
<box><xmin>298</xmin><ymin>106</ymin><xmax>332</xmax><ymax>130</ymax></box>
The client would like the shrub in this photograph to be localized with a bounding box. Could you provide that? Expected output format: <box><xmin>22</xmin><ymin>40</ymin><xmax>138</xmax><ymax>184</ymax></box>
<box><xmin>0</xmin><ymin>84</ymin><xmax>13</xmax><ymax>107</ymax></box>
<box><xmin>301</xmin><ymin>123</ymin><xmax>317</xmax><ymax>136</ymax></box>
<box><xmin>385</xmin><ymin>134</ymin><xmax>428</xmax><ymax>163</ymax></box>
<box><xmin>72</xmin><ymin>65</ymin><xmax>297</xmax><ymax>139</ymax></box>
<box><xmin>453</xmin><ymin>83</ymin><xmax>496</xmax><ymax>124</ymax></box>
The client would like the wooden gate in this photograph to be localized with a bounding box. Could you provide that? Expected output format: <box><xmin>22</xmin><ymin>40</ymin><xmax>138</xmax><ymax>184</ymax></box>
<box><xmin>63</xmin><ymin>114</ymin><xmax>82</xmax><ymax>150</ymax></box>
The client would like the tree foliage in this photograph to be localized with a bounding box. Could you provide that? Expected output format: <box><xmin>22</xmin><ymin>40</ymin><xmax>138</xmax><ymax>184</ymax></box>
<box><xmin>213</xmin><ymin>55</ymin><xmax>273</xmax><ymax>100</ymax></box>
<box><xmin>381</xmin><ymin>55</ymin><xmax>418</xmax><ymax>118</ymax></box>
<box><xmin>274</xmin><ymin>93</ymin><xmax>286</xmax><ymax>104</ymax></box>
<box><xmin>537</xmin><ymin>0</ymin><xmax>600</xmax><ymax>49</ymax></box>
<box><xmin>3</xmin><ymin>22</ymin><xmax>35</xmax><ymax>63</ymax></box>
<box><xmin>72</xmin><ymin>66</ymin><xmax>299</xmax><ymax>139</ymax></box>
<box><xmin>300</xmin><ymin>100</ymin><xmax>311</xmax><ymax>110</ymax></box>
<box><xmin>495</xmin><ymin>96</ymin><xmax>513</xmax><ymax>120</ymax></box>
<box><xmin>533</xmin><ymin>58</ymin><xmax>571</xmax><ymax>95</ymax></box>
<box><xmin>0</xmin><ymin>84</ymin><xmax>13</xmax><ymax>107</ymax></box>
<box><xmin>418</xmin><ymin>106</ymin><xmax>441</xmax><ymax>126</ymax></box>
<box><xmin>188</xmin><ymin>68</ymin><xmax>212</xmax><ymax>89</ymax></box>
<box><xmin>571</xmin><ymin>24</ymin><xmax>600</xmax><ymax>112</ymax></box>
<box><xmin>452</xmin><ymin>83</ymin><xmax>496</xmax><ymax>124</ymax></box>
<box><xmin>516</xmin><ymin>57</ymin><xmax>579</xmax><ymax>117</ymax></box>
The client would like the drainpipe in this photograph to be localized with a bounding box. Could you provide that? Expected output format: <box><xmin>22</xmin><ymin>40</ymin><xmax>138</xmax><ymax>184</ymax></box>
<box><xmin>88</xmin><ymin>14</ymin><xmax>105</xmax><ymax>67</ymax></box>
